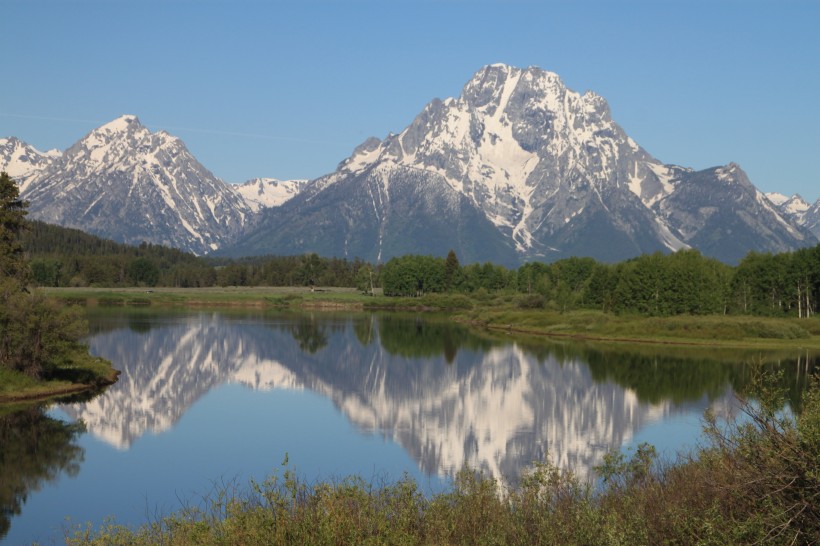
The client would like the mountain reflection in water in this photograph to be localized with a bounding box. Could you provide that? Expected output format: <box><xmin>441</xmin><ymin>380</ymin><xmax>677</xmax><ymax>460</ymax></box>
<box><xmin>60</xmin><ymin>311</ymin><xmax>810</xmax><ymax>486</ymax></box>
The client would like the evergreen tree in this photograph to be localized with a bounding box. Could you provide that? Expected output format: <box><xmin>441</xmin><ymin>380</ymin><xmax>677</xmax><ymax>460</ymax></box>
<box><xmin>444</xmin><ymin>249</ymin><xmax>461</xmax><ymax>291</ymax></box>
<box><xmin>0</xmin><ymin>172</ymin><xmax>90</xmax><ymax>379</ymax></box>
<box><xmin>0</xmin><ymin>172</ymin><xmax>30</xmax><ymax>284</ymax></box>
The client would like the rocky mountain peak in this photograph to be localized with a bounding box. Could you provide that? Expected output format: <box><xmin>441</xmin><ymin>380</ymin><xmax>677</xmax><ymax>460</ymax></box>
<box><xmin>766</xmin><ymin>191</ymin><xmax>820</xmax><ymax>239</ymax></box>
<box><xmin>98</xmin><ymin>113</ymin><xmax>141</xmax><ymax>132</ymax></box>
<box><xmin>0</xmin><ymin>137</ymin><xmax>61</xmax><ymax>192</ymax></box>
<box><xmin>15</xmin><ymin>116</ymin><xmax>253</xmax><ymax>255</ymax></box>
<box><xmin>229</xmin><ymin>64</ymin><xmax>815</xmax><ymax>264</ymax></box>
<box><xmin>64</xmin><ymin>114</ymin><xmax>187</xmax><ymax>170</ymax></box>
<box><xmin>5</xmin><ymin>64</ymin><xmax>816</xmax><ymax>264</ymax></box>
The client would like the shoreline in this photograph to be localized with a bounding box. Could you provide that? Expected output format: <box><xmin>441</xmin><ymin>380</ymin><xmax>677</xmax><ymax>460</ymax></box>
<box><xmin>0</xmin><ymin>367</ymin><xmax>120</xmax><ymax>406</ymax></box>
<box><xmin>42</xmin><ymin>285</ymin><xmax>820</xmax><ymax>352</ymax></box>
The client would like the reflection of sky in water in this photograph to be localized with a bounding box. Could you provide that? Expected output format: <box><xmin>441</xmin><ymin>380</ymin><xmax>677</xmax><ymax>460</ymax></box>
<box><xmin>11</xmin><ymin>386</ymin><xmax>447</xmax><ymax>546</ymax></box>
<box><xmin>623</xmin><ymin>412</ymin><xmax>705</xmax><ymax>461</ymax></box>
<box><xmin>5</xmin><ymin>310</ymin><xmax>794</xmax><ymax>545</ymax></box>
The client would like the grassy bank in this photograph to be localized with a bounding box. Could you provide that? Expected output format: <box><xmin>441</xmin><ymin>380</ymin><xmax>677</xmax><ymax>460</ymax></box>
<box><xmin>65</xmin><ymin>376</ymin><xmax>820</xmax><ymax>546</ymax></box>
<box><xmin>0</xmin><ymin>351</ymin><xmax>117</xmax><ymax>405</ymax></box>
<box><xmin>463</xmin><ymin>307</ymin><xmax>820</xmax><ymax>350</ymax></box>
<box><xmin>45</xmin><ymin>287</ymin><xmax>820</xmax><ymax>351</ymax></box>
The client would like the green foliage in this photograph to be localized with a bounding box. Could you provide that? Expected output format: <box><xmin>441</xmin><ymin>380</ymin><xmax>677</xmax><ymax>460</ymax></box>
<box><xmin>0</xmin><ymin>172</ymin><xmax>30</xmax><ymax>284</ymax></box>
<box><xmin>517</xmin><ymin>294</ymin><xmax>546</xmax><ymax>309</ymax></box>
<box><xmin>355</xmin><ymin>263</ymin><xmax>378</xmax><ymax>295</ymax></box>
<box><xmin>22</xmin><ymin>222</ymin><xmax>373</xmax><ymax>290</ymax></box>
<box><xmin>128</xmin><ymin>257</ymin><xmax>160</xmax><ymax>287</ymax></box>
<box><xmin>444</xmin><ymin>249</ymin><xmax>462</xmax><ymax>291</ymax></box>
<box><xmin>0</xmin><ymin>174</ymin><xmax>106</xmax><ymax>382</ymax></box>
<box><xmin>382</xmin><ymin>254</ymin><xmax>448</xmax><ymax>296</ymax></box>
<box><xmin>0</xmin><ymin>279</ymin><xmax>91</xmax><ymax>378</ymax></box>
<box><xmin>693</xmin><ymin>372</ymin><xmax>820</xmax><ymax>544</ymax></box>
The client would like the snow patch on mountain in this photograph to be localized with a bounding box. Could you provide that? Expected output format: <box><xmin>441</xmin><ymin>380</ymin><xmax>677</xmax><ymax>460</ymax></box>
<box><xmin>766</xmin><ymin>192</ymin><xmax>810</xmax><ymax>215</ymax></box>
<box><xmin>0</xmin><ymin>137</ymin><xmax>61</xmax><ymax>193</ymax></box>
<box><xmin>767</xmin><ymin>192</ymin><xmax>820</xmax><ymax>239</ymax></box>
<box><xmin>233</xmin><ymin>178</ymin><xmax>309</xmax><ymax>212</ymax></box>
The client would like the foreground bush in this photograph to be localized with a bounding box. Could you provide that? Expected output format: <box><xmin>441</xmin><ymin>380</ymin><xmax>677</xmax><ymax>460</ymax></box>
<box><xmin>67</xmin><ymin>375</ymin><xmax>819</xmax><ymax>546</ymax></box>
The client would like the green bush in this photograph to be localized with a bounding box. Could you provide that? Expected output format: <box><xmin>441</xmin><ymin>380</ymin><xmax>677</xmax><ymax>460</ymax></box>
<box><xmin>517</xmin><ymin>294</ymin><xmax>546</xmax><ymax>309</ymax></box>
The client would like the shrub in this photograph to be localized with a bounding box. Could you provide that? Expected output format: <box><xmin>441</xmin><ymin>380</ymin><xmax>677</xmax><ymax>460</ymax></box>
<box><xmin>517</xmin><ymin>294</ymin><xmax>546</xmax><ymax>309</ymax></box>
<box><xmin>67</xmin><ymin>373</ymin><xmax>820</xmax><ymax>545</ymax></box>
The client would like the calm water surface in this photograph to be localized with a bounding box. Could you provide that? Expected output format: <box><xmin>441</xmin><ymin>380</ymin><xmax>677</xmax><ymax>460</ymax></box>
<box><xmin>2</xmin><ymin>310</ymin><xmax>815</xmax><ymax>544</ymax></box>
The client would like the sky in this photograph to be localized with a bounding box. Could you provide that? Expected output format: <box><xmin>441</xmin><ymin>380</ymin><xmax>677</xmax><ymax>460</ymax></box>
<box><xmin>3</xmin><ymin>0</ymin><xmax>819</xmax><ymax>201</ymax></box>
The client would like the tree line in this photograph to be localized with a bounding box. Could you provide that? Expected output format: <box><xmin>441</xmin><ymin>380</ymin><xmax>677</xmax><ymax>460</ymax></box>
<box><xmin>20</xmin><ymin>205</ymin><xmax>820</xmax><ymax>318</ymax></box>
<box><xmin>22</xmin><ymin>221</ymin><xmax>371</xmax><ymax>289</ymax></box>
<box><xmin>379</xmin><ymin>247</ymin><xmax>820</xmax><ymax>318</ymax></box>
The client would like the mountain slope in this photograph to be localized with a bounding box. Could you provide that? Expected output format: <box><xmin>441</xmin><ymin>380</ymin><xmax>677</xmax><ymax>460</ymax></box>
<box><xmin>232</xmin><ymin>177</ymin><xmax>309</xmax><ymax>212</ymax></box>
<box><xmin>231</xmin><ymin>163</ymin><xmax>521</xmax><ymax>266</ymax></box>
<box><xmin>0</xmin><ymin>137</ymin><xmax>61</xmax><ymax>194</ymax></box>
<box><xmin>767</xmin><ymin>192</ymin><xmax>820</xmax><ymax>240</ymax></box>
<box><xmin>230</xmin><ymin>64</ymin><xmax>814</xmax><ymax>264</ymax></box>
<box><xmin>6</xmin><ymin>116</ymin><xmax>253</xmax><ymax>255</ymax></box>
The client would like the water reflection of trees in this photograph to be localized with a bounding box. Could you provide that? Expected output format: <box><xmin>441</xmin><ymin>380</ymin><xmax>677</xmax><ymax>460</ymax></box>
<box><xmin>0</xmin><ymin>406</ymin><xmax>86</xmax><ymax>541</ymax></box>
<box><xmin>584</xmin><ymin>353</ymin><xmax>740</xmax><ymax>404</ymax></box>
<box><xmin>354</xmin><ymin>315</ymin><xmax>376</xmax><ymax>347</ymax></box>
<box><xmin>377</xmin><ymin>315</ymin><xmax>493</xmax><ymax>363</ymax></box>
<box><xmin>373</xmin><ymin>316</ymin><xmax>817</xmax><ymax>407</ymax></box>
<box><xmin>86</xmin><ymin>309</ymin><xmax>817</xmax><ymax>410</ymax></box>
<box><xmin>289</xmin><ymin>316</ymin><xmax>329</xmax><ymax>354</ymax></box>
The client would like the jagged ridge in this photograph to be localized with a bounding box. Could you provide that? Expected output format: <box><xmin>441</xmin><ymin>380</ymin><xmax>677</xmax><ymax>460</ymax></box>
<box><xmin>228</xmin><ymin>64</ymin><xmax>815</xmax><ymax>264</ymax></box>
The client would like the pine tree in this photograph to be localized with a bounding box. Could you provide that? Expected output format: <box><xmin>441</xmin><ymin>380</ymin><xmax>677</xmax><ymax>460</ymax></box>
<box><xmin>0</xmin><ymin>172</ymin><xmax>91</xmax><ymax>379</ymax></box>
<box><xmin>0</xmin><ymin>171</ymin><xmax>30</xmax><ymax>284</ymax></box>
<box><xmin>444</xmin><ymin>249</ymin><xmax>461</xmax><ymax>291</ymax></box>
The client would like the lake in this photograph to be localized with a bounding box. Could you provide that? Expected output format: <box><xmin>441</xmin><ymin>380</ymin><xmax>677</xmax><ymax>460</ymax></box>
<box><xmin>1</xmin><ymin>309</ymin><xmax>815</xmax><ymax>544</ymax></box>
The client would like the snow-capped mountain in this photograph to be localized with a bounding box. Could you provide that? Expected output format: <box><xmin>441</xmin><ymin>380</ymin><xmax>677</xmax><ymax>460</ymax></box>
<box><xmin>228</xmin><ymin>64</ymin><xmax>815</xmax><ymax>264</ymax></box>
<box><xmin>232</xmin><ymin>177</ymin><xmax>309</xmax><ymax>212</ymax></box>
<box><xmin>3</xmin><ymin>67</ymin><xmax>814</xmax><ymax>262</ymax></box>
<box><xmin>3</xmin><ymin>116</ymin><xmax>254</xmax><ymax>255</ymax></box>
<box><xmin>767</xmin><ymin>192</ymin><xmax>820</xmax><ymax>239</ymax></box>
<box><xmin>0</xmin><ymin>137</ymin><xmax>61</xmax><ymax>194</ymax></box>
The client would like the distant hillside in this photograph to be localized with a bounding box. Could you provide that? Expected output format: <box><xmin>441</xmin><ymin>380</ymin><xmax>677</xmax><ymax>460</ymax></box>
<box><xmin>21</xmin><ymin>220</ymin><xmax>209</xmax><ymax>287</ymax></box>
<box><xmin>22</xmin><ymin>220</ymin><xmax>200</xmax><ymax>261</ymax></box>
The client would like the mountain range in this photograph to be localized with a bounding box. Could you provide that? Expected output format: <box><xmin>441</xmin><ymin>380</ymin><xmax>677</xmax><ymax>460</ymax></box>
<box><xmin>2</xmin><ymin>64</ymin><xmax>817</xmax><ymax>263</ymax></box>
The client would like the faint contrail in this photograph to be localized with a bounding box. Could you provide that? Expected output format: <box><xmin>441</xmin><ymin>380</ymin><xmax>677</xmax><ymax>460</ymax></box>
<box><xmin>0</xmin><ymin>113</ymin><xmax>103</xmax><ymax>125</ymax></box>
<box><xmin>0</xmin><ymin>112</ymin><xmax>344</xmax><ymax>146</ymax></box>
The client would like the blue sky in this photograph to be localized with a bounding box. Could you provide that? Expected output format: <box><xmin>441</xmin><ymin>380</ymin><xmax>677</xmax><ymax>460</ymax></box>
<box><xmin>3</xmin><ymin>0</ymin><xmax>819</xmax><ymax>201</ymax></box>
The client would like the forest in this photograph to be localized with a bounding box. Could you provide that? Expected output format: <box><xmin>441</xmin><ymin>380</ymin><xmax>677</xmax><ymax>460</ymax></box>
<box><xmin>22</xmin><ymin>219</ymin><xmax>820</xmax><ymax>319</ymax></box>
